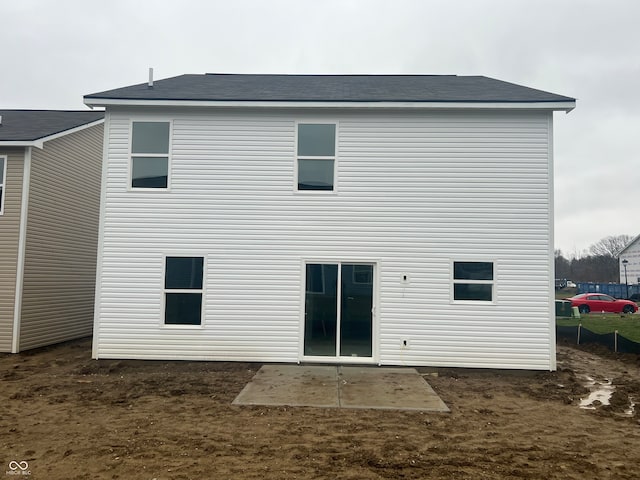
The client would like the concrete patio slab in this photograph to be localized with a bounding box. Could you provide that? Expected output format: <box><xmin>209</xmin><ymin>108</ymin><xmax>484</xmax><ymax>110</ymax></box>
<box><xmin>233</xmin><ymin>364</ymin><xmax>449</xmax><ymax>412</ymax></box>
<box><xmin>339</xmin><ymin>366</ymin><xmax>449</xmax><ymax>411</ymax></box>
<box><xmin>232</xmin><ymin>365</ymin><xmax>339</xmax><ymax>407</ymax></box>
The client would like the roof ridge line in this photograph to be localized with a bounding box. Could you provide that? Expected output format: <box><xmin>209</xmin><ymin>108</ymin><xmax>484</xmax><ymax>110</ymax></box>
<box><xmin>203</xmin><ymin>73</ymin><xmax>460</xmax><ymax>77</ymax></box>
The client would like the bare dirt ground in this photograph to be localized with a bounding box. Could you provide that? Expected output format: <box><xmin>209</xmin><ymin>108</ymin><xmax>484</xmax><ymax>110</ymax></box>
<box><xmin>2</xmin><ymin>338</ymin><xmax>640</xmax><ymax>480</ymax></box>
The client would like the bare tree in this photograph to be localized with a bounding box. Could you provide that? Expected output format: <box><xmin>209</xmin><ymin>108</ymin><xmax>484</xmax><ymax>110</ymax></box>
<box><xmin>554</xmin><ymin>250</ymin><xmax>571</xmax><ymax>280</ymax></box>
<box><xmin>589</xmin><ymin>234</ymin><xmax>633</xmax><ymax>258</ymax></box>
<box><xmin>554</xmin><ymin>238</ymin><xmax>634</xmax><ymax>283</ymax></box>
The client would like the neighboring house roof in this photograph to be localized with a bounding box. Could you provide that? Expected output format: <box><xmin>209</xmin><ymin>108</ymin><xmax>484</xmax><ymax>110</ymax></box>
<box><xmin>620</xmin><ymin>234</ymin><xmax>640</xmax><ymax>256</ymax></box>
<box><xmin>84</xmin><ymin>74</ymin><xmax>576</xmax><ymax>110</ymax></box>
<box><xmin>0</xmin><ymin>110</ymin><xmax>105</xmax><ymax>147</ymax></box>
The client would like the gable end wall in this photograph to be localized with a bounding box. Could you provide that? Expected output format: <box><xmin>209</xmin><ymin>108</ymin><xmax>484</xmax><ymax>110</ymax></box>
<box><xmin>18</xmin><ymin>124</ymin><xmax>103</xmax><ymax>351</ymax></box>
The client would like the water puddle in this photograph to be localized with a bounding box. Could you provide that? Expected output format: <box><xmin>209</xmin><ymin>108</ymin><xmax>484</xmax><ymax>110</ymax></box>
<box><xmin>578</xmin><ymin>376</ymin><xmax>636</xmax><ymax>416</ymax></box>
<box><xmin>579</xmin><ymin>376</ymin><xmax>613</xmax><ymax>409</ymax></box>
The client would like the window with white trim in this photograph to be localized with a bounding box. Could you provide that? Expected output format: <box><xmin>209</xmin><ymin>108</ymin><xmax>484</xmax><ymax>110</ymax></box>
<box><xmin>131</xmin><ymin>121</ymin><xmax>170</xmax><ymax>189</ymax></box>
<box><xmin>164</xmin><ymin>257</ymin><xmax>204</xmax><ymax>325</ymax></box>
<box><xmin>297</xmin><ymin>123</ymin><xmax>336</xmax><ymax>191</ymax></box>
<box><xmin>453</xmin><ymin>261</ymin><xmax>494</xmax><ymax>301</ymax></box>
<box><xmin>0</xmin><ymin>157</ymin><xmax>6</xmax><ymax>215</ymax></box>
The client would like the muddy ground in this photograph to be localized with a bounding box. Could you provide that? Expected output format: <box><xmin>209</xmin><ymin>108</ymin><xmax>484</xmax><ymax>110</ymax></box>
<box><xmin>1</xmin><ymin>338</ymin><xmax>640</xmax><ymax>480</ymax></box>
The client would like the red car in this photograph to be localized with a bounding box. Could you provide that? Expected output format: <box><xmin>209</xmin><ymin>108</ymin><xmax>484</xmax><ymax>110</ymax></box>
<box><xmin>568</xmin><ymin>293</ymin><xmax>638</xmax><ymax>314</ymax></box>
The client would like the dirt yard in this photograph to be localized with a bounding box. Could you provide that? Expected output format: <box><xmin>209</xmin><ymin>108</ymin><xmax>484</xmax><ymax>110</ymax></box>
<box><xmin>2</xmin><ymin>339</ymin><xmax>640</xmax><ymax>480</ymax></box>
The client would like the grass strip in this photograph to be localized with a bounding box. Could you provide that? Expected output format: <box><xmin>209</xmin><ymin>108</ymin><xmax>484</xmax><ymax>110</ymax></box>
<box><xmin>557</xmin><ymin>313</ymin><xmax>640</xmax><ymax>343</ymax></box>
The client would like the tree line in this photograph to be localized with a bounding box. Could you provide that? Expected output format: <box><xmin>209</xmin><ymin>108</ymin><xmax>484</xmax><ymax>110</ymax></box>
<box><xmin>555</xmin><ymin>234</ymin><xmax>632</xmax><ymax>283</ymax></box>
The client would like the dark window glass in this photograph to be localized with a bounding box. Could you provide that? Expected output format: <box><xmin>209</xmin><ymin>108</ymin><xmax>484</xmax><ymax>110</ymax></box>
<box><xmin>132</xmin><ymin>122</ymin><xmax>170</xmax><ymax>154</ymax></box>
<box><xmin>304</xmin><ymin>264</ymin><xmax>338</xmax><ymax>356</ymax></box>
<box><xmin>353</xmin><ymin>265</ymin><xmax>373</xmax><ymax>284</ymax></box>
<box><xmin>165</xmin><ymin>257</ymin><xmax>204</xmax><ymax>289</ymax></box>
<box><xmin>454</xmin><ymin>262</ymin><xmax>493</xmax><ymax>281</ymax></box>
<box><xmin>132</xmin><ymin>157</ymin><xmax>168</xmax><ymax>188</ymax></box>
<box><xmin>298</xmin><ymin>159</ymin><xmax>334</xmax><ymax>190</ymax></box>
<box><xmin>454</xmin><ymin>283</ymin><xmax>493</xmax><ymax>301</ymax></box>
<box><xmin>165</xmin><ymin>293</ymin><xmax>202</xmax><ymax>325</ymax></box>
<box><xmin>298</xmin><ymin>124</ymin><xmax>335</xmax><ymax>156</ymax></box>
<box><xmin>306</xmin><ymin>264</ymin><xmax>325</xmax><ymax>293</ymax></box>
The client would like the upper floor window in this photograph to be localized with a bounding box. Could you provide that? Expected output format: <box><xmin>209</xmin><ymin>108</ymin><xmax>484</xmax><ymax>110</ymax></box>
<box><xmin>131</xmin><ymin>121</ymin><xmax>170</xmax><ymax>189</ymax></box>
<box><xmin>0</xmin><ymin>157</ymin><xmax>5</xmax><ymax>215</ymax></box>
<box><xmin>453</xmin><ymin>261</ymin><xmax>494</xmax><ymax>302</ymax></box>
<box><xmin>297</xmin><ymin>123</ymin><xmax>336</xmax><ymax>191</ymax></box>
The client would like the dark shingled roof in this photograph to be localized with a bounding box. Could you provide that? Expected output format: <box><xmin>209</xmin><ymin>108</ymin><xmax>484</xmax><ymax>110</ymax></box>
<box><xmin>84</xmin><ymin>74</ymin><xmax>575</xmax><ymax>104</ymax></box>
<box><xmin>0</xmin><ymin>110</ymin><xmax>104</xmax><ymax>142</ymax></box>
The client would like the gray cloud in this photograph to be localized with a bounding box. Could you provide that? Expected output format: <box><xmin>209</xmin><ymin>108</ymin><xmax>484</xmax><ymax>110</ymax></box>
<box><xmin>2</xmin><ymin>0</ymin><xmax>638</xmax><ymax>253</ymax></box>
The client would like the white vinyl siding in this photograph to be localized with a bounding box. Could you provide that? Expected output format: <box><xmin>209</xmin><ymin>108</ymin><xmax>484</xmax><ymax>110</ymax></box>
<box><xmin>619</xmin><ymin>241</ymin><xmax>640</xmax><ymax>287</ymax></box>
<box><xmin>0</xmin><ymin>150</ymin><xmax>24</xmax><ymax>352</ymax></box>
<box><xmin>95</xmin><ymin>108</ymin><xmax>554</xmax><ymax>369</ymax></box>
<box><xmin>18</xmin><ymin>124</ymin><xmax>103</xmax><ymax>351</ymax></box>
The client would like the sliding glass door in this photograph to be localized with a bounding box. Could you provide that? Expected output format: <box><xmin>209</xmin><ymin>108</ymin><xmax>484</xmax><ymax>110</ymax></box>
<box><xmin>304</xmin><ymin>263</ymin><xmax>373</xmax><ymax>359</ymax></box>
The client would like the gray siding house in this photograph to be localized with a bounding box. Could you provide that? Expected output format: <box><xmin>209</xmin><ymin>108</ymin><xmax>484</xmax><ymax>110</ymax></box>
<box><xmin>85</xmin><ymin>74</ymin><xmax>574</xmax><ymax>370</ymax></box>
<box><xmin>0</xmin><ymin>110</ymin><xmax>104</xmax><ymax>352</ymax></box>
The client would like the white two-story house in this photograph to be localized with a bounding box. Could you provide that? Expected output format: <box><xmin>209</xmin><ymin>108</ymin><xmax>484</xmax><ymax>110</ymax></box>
<box><xmin>84</xmin><ymin>74</ymin><xmax>574</xmax><ymax>370</ymax></box>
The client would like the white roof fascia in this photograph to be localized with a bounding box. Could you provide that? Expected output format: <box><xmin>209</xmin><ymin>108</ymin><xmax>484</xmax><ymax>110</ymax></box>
<box><xmin>31</xmin><ymin>118</ymin><xmax>105</xmax><ymax>149</ymax></box>
<box><xmin>0</xmin><ymin>140</ymin><xmax>43</xmax><ymax>148</ymax></box>
<box><xmin>84</xmin><ymin>98</ymin><xmax>576</xmax><ymax>112</ymax></box>
<box><xmin>0</xmin><ymin>118</ymin><xmax>104</xmax><ymax>150</ymax></box>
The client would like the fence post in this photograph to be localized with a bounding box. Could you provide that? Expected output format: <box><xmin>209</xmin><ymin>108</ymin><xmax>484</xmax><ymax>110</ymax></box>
<box><xmin>577</xmin><ymin>323</ymin><xmax>581</xmax><ymax>345</ymax></box>
<box><xmin>615</xmin><ymin>330</ymin><xmax>618</xmax><ymax>353</ymax></box>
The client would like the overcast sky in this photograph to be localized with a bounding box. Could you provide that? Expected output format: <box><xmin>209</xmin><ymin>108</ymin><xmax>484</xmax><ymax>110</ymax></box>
<box><xmin>2</xmin><ymin>0</ymin><xmax>638</xmax><ymax>256</ymax></box>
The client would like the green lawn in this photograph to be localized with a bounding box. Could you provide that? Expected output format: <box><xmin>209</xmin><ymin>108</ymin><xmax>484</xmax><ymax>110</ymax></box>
<box><xmin>555</xmin><ymin>288</ymin><xmax>577</xmax><ymax>300</ymax></box>
<box><xmin>557</xmin><ymin>313</ymin><xmax>640</xmax><ymax>342</ymax></box>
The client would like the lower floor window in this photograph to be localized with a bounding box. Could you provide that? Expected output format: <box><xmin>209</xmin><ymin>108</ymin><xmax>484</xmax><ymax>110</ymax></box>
<box><xmin>453</xmin><ymin>261</ymin><xmax>494</xmax><ymax>302</ymax></box>
<box><xmin>164</xmin><ymin>256</ymin><xmax>204</xmax><ymax>325</ymax></box>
